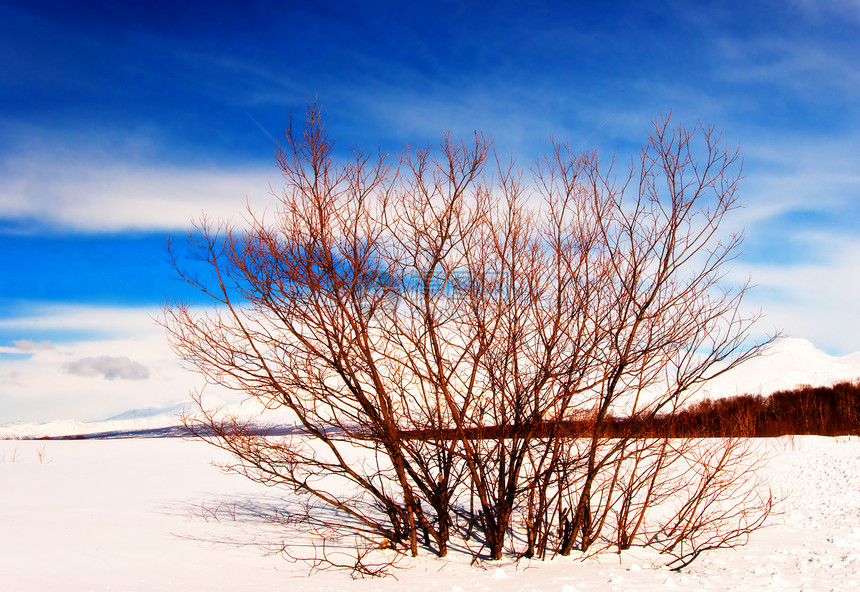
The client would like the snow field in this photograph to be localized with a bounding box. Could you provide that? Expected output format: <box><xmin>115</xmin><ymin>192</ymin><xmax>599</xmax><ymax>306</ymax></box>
<box><xmin>1</xmin><ymin>436</ymin><xmax>859</xmax><ymax>591</ymax></box>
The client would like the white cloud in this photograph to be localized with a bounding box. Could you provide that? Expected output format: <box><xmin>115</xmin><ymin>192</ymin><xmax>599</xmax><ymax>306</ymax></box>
<box><xmin>733</xmin><ymin>238</ymin><xmax>860</xmax><ymax>356</ymax></box>
<box><xmin>0</xmin><ymin>304</ymin><xmax>159</xmax><ymax>338</ymax></box>
<box><xmin>0</xmin><ymin>147</ymin><xmax>274</xmax><ymax>232</ymax></box>
<box><xmin>742</xmin><ymin>135</ymin><xmax>860</xmax><ymax>214</ymax></box>
<box><xmin>720</xmin><ymin>139</ymin><xmax>860</xmax><ymax>356</ymax></box>
<box><xmin>63</xmin><ymin>356</ymin><xmax>150</xmax><ymax>381</ymax></box>
<box><xmin>721</xmin><ymin>134</ymin><xmax>860</xmax><ymax>273</ymax></box>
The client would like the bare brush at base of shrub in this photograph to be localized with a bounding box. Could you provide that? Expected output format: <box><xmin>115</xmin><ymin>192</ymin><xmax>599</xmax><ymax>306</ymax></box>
<box><xmin>164</xmin><ymin>105</ymin><xmax>775</xmax><ymax>574</ymax></box>
<box><xmin>646</xmin><ymin>437</ymin><xmax>774</xmax><ymax>570</ymax></box>
<box><xmin>271</xmin><ymin>532</ymin><xmax>406</xmax><ymax>579</ymax></box>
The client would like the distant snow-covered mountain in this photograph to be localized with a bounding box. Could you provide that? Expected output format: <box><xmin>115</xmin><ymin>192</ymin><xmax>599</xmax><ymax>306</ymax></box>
<box><xmin>0</xmin><ymin>396</ymin><xmax>298</xmax><ymax>440</ymax></box>
<box><xmin>104</xmin><ymin>402</ymin><xmax>189</xmax><ymax>422</ymax></box>
<box><xmin>699</xmin><ymin>337</ymin><xmax>860</xmax><ymax>400</ymax></box>
<box><xmin>0</xmin><ymin>402</ymin><xmax>191</xmax><ymax>439</ymax></box>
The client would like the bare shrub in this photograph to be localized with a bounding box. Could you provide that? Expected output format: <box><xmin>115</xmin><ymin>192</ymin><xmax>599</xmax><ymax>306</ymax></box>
<box><xmin>163</xmin><ymin>105</ymin><xmax>774</xmax><ymax>572</ymax></box>
<box><xmin>0</xmin><ymin>446</ymin><xmax>20</xmax><ymax>463</ymax></box>
<box><xmin>35</xmin><ymin>443</ymin><xmax>50</xmax><ymax>464</ymax></box>
<box><xmin>188</xmin><ymin>499</ymin><xmax>238</xmax><ymax>523</ymax></box>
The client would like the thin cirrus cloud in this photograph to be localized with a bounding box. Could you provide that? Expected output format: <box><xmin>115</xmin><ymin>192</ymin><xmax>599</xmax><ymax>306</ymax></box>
<box><xmin>0</xmin><ymin>304</ymin><xmax>160</xmax><ymax>341</ymax></box>
<box><xmin>11</xmin><ymin>339</ymin><xmax>55</xmax><ymax>352</ymax></box>
<box><xmin>788</xmin><ymin>0</ymin><xmax>860</xmax><ymax>23</ymax></box>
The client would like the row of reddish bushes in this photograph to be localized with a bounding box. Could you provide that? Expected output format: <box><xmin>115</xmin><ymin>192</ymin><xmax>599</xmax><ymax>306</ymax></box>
<box><xmin>663</xmin><ymin>381</ymin><xmax>860</xmax><ymax>437</ymax></box>
<box><xmin>566</xmin><ymin>381</ymin><xmax>860</xmax><ymax>438</ymax></box>
<box><xmin>402</xmin><ymin>381</ymin><xmax>860</xmax><ymax>441</ymax></box>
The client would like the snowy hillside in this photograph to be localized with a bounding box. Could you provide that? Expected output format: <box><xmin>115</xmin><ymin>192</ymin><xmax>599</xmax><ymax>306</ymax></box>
<box><xmin>0</xmin><ymin>402</ymin><xmax>190</xmax><ymax>440</ymax></box>
<box><xmin>700</xmin><ymin>337</ymin><xmax>860</xmax><ymax>399</ymax></box>
<box><xmin>0</xmin><ymin>396</ymin><xmax>298</xmax><ymax>440</ymax></box>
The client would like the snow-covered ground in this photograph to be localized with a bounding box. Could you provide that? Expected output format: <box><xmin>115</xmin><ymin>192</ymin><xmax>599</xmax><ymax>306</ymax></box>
<box><xmin>2</xmin><ymin>435</ymin><xmax>859</xmax><ymax>591</ymax></box>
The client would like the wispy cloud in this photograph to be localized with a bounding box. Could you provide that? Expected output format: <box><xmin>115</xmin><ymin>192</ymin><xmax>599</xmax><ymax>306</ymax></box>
<box><xmin>730</xmin><ymin>232</ymin><xmax>860</xmax><ymax>355</ymax></box>
<box><xmin>0</xmin><ymin>304</ymin><xmax>160</xmax><ymax>340</ymax></box>
<box><xmin>735</xmin><ymin>134</ymin><xmax>860</xmax><ymax>267</ymax></box>
<box><xmin>12</xmin><ymin>339</ymin><xmax>55</xmax><ymax>352</ymax></box>
<box><xmin>0</xmin><ymin>143</ymin><xmax>273</xmax><ymax>232</ymax></box>
<box><xmin>714</xmin><ymin>35</ymin><xmax>860</xmax><ymax>96</ymax></box>
<box><xmin>788</xmin><ymin>0</ymin><xmax>860</xmax><ymax>24</ymax></box>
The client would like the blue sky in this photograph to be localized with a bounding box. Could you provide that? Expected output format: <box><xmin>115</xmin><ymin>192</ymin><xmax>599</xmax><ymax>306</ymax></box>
<box><xmin>2</xmin><ymin>0</ymin><xmax>859</xmax><ymax>422</ymax></box>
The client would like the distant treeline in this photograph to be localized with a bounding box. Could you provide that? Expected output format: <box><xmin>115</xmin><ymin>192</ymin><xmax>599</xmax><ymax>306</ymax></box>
<box><xmin>594</xmin><ymin>381</ymin><xmax>860</xmax><ymax>438</ymax></box>
<box><xmin>401</xmin><ymin>381</ymin><xmax>860</xmax><ymax>441</ymax></box>
<box><xmin>665</xmin><ymin>381</ymin><xmax>860</xmax><ymax>437</ymax></box>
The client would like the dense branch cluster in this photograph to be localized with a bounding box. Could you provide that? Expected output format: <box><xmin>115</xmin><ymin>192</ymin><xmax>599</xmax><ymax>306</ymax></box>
<box><xmin>164</xmin><ymin>107</ymin><xmax>773</xmax><ymax>573</ymax></box>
